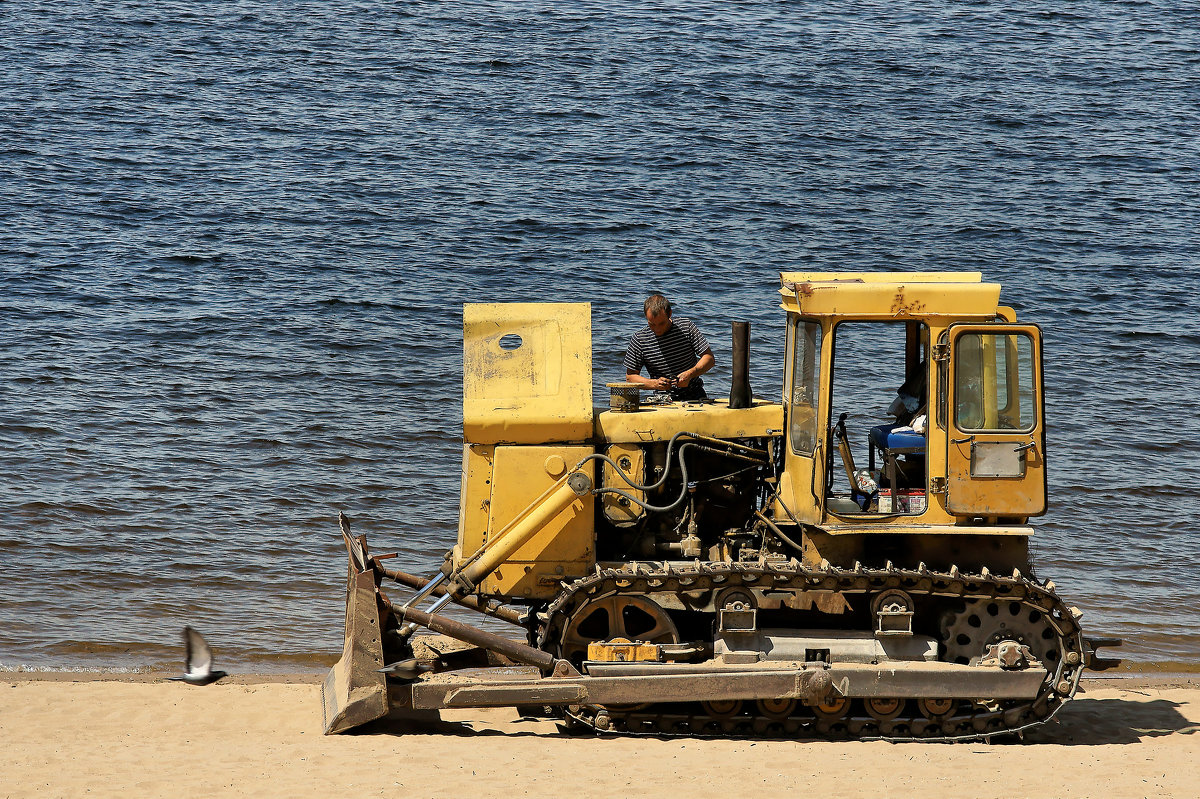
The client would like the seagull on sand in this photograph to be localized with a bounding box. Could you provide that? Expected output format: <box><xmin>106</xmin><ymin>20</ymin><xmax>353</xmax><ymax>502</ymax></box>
<box><xmin>168</xmin><ymin>626</ymin><xmax>228</xmax><ymax>686</ymax></box>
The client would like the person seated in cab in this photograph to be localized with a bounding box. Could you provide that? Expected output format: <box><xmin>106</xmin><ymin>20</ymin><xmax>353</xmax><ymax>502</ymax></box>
<box><xmin>624</xmin><ymin>293</ymin><xmax>715</xmax><ymax>402</ymax></box>
<box><xmin>888</xmin><ymin>360</ymin><xmax>928</xmax><ymax>430</ymax></box>
<box><xmin>871</xmin><ymin>360</ymin><xmax>928</xmax><ymax>488</ymax></box>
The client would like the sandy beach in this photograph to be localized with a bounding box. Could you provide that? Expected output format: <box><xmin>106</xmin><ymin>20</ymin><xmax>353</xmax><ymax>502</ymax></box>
<box><xmin>2</xmin><ymin>674</ymin><xmax>1196</xmax><ymax>799</ymax></box>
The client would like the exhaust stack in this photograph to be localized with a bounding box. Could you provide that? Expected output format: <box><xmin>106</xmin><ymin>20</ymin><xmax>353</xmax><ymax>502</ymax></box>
<box><xmin>729</xmin><ymin>321</ymin><xmax>752</xmax><ymax>409</ymax></box>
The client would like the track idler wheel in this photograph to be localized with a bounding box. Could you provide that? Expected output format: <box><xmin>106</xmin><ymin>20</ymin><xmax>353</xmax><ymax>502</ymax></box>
<box><xmin>701</xmin><ymin>699</ymin><xmax>743</xmax><ymax>720</ymax></box>
<box><xmin>918</xmin><ymin>697</ymin><xmax>956</xmax><ymax>722</ymax></box>
<box><xmin>756</xmin><ymin>697</ymin><xmax>797</xmax><ymax>720</ymax></box>
<box><xmin>865</xmin><ymin>697</ymin><xmax>905</xmax><ymax>722</ymax></box>
<box><xmin>812</xmin><ymin>696</ymin><xmax>850</xmax><ymax>720</ymax></box>
<box><xmin>557</xmin><ymin>593</ymin><xmax>680</xmax><ymax>666</ymax></box>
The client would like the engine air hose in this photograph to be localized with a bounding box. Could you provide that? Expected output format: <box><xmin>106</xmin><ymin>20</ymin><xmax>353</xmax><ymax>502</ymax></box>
<box><xmin>753</xmin><ymin>509</ymin><xmax>804</xmax><ymax>553</ymax></box>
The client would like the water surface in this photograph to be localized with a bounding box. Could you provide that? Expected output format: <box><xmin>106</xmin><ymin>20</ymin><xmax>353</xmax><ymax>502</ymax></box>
<box><xmin>2</xmin><ymin>1</ymin><xmax>1198</xmax><ymax>673</ymax></box>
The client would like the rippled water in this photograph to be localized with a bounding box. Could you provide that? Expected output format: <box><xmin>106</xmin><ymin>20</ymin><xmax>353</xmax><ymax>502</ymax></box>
<box><xmin>2</xmin><ymin>2</ymin><xmax>1198</xmax><ymax>673</ymax></box>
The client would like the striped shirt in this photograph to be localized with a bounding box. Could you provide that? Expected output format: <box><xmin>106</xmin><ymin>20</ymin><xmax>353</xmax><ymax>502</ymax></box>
<box><xmin>624</xmin><ymin>317</ymin><xmax>711</xmax><ymax>400</ymax></box>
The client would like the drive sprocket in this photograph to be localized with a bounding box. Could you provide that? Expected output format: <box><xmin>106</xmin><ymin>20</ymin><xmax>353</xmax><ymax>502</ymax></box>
<box><xmin>940</xmin><ymin>598</ymin><xmax>1061</xmax><ymax>670</ymax></box>
<box><xmin>553</xmin><ymin>591</ymin><xmax>680</xmax><ymax>667</ymax></box>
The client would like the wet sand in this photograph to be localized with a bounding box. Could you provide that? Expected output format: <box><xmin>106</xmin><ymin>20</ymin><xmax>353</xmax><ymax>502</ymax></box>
<box><xmin>2</xmin><ymin>675</ymin><xmax>1197</xmax><ymax>799</ymax></box>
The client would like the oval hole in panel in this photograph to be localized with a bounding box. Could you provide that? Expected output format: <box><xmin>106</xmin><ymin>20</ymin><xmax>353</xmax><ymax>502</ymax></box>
<box><xmin>499</xmin><ymin>333</ymin><xmax>523</xmax><ymax>351</ymax></box>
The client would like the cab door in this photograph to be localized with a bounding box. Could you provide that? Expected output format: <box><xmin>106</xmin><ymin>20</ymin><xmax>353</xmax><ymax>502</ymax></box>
<box><xmin>777</xmin><ymin>315</ymin><xmax>826</xmax><ymax>524</ymax></box>
<box><xmin>944</xmin><ymin>324</ymin><xmax>1046</xmax><ymax>517</ymax></box>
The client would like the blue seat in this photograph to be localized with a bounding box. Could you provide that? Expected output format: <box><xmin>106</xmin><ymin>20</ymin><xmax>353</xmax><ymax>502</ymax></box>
<box><xmin>870</xmin><ymin>422</ymin><xmax>928</xmax><ymax>497</ymax></box>
<box><xmin>870</xmin><ymin>423</ymin><xmax>926</xmax><ymax>453</ymax></box>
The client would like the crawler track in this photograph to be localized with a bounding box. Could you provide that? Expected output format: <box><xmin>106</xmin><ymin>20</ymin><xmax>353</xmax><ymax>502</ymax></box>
<box><xmin>538</xmin><ymin>561</ymin><xmax>1086</xmax><ymax>741</ymax></box>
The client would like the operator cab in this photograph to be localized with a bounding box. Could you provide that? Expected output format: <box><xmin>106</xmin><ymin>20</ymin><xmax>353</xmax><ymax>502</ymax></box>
<box><xmin>780</xmin><ymin>272</ymin><xmax>1047</xmax><ymax>529</ymax></box>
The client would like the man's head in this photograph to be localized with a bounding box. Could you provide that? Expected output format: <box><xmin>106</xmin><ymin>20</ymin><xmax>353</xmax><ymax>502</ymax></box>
<box><xmin>644</xmin><ymin>294</ymin><xmax>673</xmax><ymax>337</ymax></box>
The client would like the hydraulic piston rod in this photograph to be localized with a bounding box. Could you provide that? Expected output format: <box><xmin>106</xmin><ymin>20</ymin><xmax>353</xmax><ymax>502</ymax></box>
<box><xmin>381</xmin><ymin>566</ymin><xmax>524</xmax><ymax>625</ymax></box>
<box><xmin>448</xmin><ymin>469</ymin><xmax>592</xmax><ymax>596</ymax></box>
<box><xmin>381</xmin><ymin>591</ymin><xmax>560</xmax><ymax>673</ymax></box>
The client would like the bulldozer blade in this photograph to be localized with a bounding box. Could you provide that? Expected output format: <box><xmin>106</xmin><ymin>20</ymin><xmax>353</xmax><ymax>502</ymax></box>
<box><xmin>321</xmin><ymin>522</ymin><xmax>390</xmax><ymax>734</ymax></box>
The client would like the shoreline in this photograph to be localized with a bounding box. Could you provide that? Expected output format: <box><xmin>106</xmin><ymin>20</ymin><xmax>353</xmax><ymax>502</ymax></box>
<box><xmin>3</xmin><ymin>677</ymin><xmax>1198</xmax><ymax>799</ymax></box>
<box><xmin>4</xmin><ymin>669</ymin><xmax>1199</xmax><ymax>691</ymax></box>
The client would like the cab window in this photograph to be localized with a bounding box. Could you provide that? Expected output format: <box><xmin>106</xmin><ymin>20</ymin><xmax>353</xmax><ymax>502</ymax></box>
<box><xmin>789</xmin><ymin>319</ymin><xmax>822</xmax><ymax>454</ymax></box>
<box><xmin>954</xmin><ymin>332</ymin><xmax>1036</xmax><ymax>431</ymax></box>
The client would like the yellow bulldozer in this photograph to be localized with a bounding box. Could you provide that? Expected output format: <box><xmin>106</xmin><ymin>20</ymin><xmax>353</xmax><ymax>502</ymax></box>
<box><xmin>323</xmin><ymin>271</ymin><xmax>1120</xmax><ymax>741</ymax></box>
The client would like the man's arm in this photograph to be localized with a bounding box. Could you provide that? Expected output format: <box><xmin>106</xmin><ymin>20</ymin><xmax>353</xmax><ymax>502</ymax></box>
<box><xmin>627</xmin><ymin>371</ymin><xmax>672</xmax><ymax>391</ymax></box>
<box><xmin>675</xmin><ymin>349</ymin><xmax>714</xmax><ymax>388</ymax></box>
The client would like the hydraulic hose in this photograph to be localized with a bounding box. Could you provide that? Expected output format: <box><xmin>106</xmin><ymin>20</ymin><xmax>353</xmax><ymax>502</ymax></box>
<box><xmin>591</xmin><ymin>441</ymin><xmax>699</xmax><ymax>514</ymax></box>
<box><xmin>584</xmin><ymin>432</ymin><xmax>769</xmax><ymax>514</ymax></box>
<box><xmin>584</xmin><ymin>431</ymin><xmax>766</xmax><ymax>493</ymax></box>
<box><xmin>753</xmin><ymin>509</ymin><xmax>805</xmax><ymax>554</ymax></box>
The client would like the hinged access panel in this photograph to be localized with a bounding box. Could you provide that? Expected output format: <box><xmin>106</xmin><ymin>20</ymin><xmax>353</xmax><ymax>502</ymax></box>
<box><xmin>463</xmin><ymin>303</ymin><xmax>593</xmax><ymax>444</ymax></box>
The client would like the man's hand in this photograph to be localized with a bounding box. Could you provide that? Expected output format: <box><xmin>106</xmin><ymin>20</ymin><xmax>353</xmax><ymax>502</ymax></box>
<box><xmin>676</xmin><ymin>351</ymin><xmax>714</xmax><ymax>389</ymax></box>
<box><xmin>628</xmin><ymin>373</ymin><xmax>672</xmax><ymax>391</ymax></box>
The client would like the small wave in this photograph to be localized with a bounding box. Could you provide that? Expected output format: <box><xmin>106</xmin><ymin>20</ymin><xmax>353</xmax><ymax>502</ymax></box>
<box><xmin>1104</xmin><ymin>651</ymin><xmax>1200</xmax><ymax>674</ymax></box>
<box><xmin>533</xmin><ymin>108</ymin><xmax>606</xmax><ymax>119</ymax></box>
<box><xmin>39</xmin><ymin>640</ymin><xmax>170</xmax><ymax>658</ymax></box>
<box><xmin>159</xmin><ymin>253</ymin><xmax>226</xmax><ymax>264</ymax></box>
<box><xmin>0</xmin><ymin>664</ymin><xmax>156</xmax><ymax>674</ymax></box>
<box><xmin>316</xmin><ymin>297</ymin><xmax>432</xmax><ymax>312</ymax></box>
<box><xmin>17</xmin><ymin>500</ymin><xmax>133</xmax><ymax>517</ymax></box>
<box><xmin>0</xmin><ymin>423</ymin><xmax>59</xmax><ymax>436</ymax></box>
<box><xmin>1118</xmin><ymin>330</ymin><xmax>1200</xmax><ymax>344</ymax></box>
<box><xmin>1049</xmin><ymin>484</ymin><xmax>1190</xmax><ymax>498</ymax></box>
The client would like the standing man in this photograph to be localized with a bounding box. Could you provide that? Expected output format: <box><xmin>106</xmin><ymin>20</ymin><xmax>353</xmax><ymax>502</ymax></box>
<box><xmin>624</xmin><ymin>294</ymin><xmax>715</xmax><ymax>401</ymax></box>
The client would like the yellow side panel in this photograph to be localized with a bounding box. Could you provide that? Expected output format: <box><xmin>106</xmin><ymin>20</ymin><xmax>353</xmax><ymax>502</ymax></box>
<box><xmin>595</xmin><ymin>398</ymin><xmax>784</xmax><ymax>444</ymax></box>
<box><xmin>455</xmin><ymin>444</ymin><xmax>495</xmax><ymax>558</ymax></box>
<box><xmin>463</xmin><ymin>303</ymin><xmax>593</xmax><ymax>444</ymax></box>
<box><xmin>601</xmin><ymin>443</ymin><xmax>645</xmax><ymax>525</ymax></box>
<box><xmin>776</xmin><ymin>452</ymin><xmax>822</xmax><ymax>525</ymax></box>
<box><xmin>479</xmin><ymin>445</ymin><xmax>595</xmax><ymax>600</ymax></box>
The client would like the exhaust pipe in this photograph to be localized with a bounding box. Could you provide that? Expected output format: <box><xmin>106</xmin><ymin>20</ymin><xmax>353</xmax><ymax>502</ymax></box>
<box><xmin>729</xmin><ymin>321</ymin><xmax>752</xmax><ymax>409</ymax></box>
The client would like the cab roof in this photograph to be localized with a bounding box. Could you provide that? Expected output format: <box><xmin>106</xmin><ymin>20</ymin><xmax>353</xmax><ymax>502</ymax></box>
<box><xmin>778</xmin><ymin>271</ymin><xmax>1006</xmax><ymax>320</ymax></box>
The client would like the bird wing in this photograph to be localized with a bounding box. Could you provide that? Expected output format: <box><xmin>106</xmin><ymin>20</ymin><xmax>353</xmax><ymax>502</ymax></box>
<box><xmin>183</xmin><ymin>626</ymin><xmax>214</xmax><ymax>678</ymax></box>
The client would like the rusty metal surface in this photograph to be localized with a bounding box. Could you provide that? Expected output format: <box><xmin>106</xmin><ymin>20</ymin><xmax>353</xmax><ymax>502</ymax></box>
<box><xmin>405</xmin><ymin>667</ymin><xmax>832</xmax><ymax>710</ymax></box>
<box><xmin>321</xmin><ymin>565</ymin><xmax>389</xmax><ymax>734</ymax></box>
<box><xmin>326</xmin><ymin>526</ymin><xmax>1105</xmax><ymax>740</ymax></box>
<box><xmin>437</xmin><ymin>682</ymin><xmax>589</xmax><ymax>708</ymax></box>
<box><xmin>816</xmin><ymin>522</ymin><xmax>1032</xmax><ymax>537</ymax></box>
<box><xmin>379</xmin><ymin>565</ymin><xmax>524</xmax><ymax>625</ymax></box>
<box><xmin>605</xmin><ymin>381</ymin><xmax>642</xmax><ymax>412</ymax></box>
<box><xmin>582</xmin><ymin>660</ymin><xmax>1043</xmax><ymax>699</ymax></box>
<box><xmin>824</xmin><ymin>662</ymin><xmax>1045</xmax><ymax>699</ymax></box>
<box><xmin>385</xmin><ymin>592</ymin><xmax>557</xmax><ymax>673</ymax></box>
<box><xmin>776</xmin><ymin>272</ymin><xmax>1002</xmax><ymax>321</ymax></box>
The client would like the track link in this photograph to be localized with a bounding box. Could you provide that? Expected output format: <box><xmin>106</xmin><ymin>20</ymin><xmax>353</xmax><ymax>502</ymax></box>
<box><xmin>539</xmin><ymin>561</ymin><xmax>1086</xmax><ymax>742</ymax></box>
